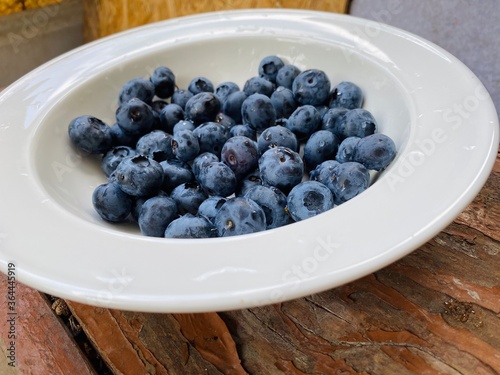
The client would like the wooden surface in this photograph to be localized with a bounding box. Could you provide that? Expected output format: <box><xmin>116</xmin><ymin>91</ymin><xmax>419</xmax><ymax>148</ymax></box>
<box><xmin>83</xmin><ymin>0</ymin><xmax>350</xmax><ymax>42</ymax></box>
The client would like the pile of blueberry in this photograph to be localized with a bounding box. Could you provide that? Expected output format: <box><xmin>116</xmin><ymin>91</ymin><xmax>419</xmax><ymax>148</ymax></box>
<box><xmin>67</xmin><ymin>55</ymin><xmax>397</xmax><ymax>238</ymax></box>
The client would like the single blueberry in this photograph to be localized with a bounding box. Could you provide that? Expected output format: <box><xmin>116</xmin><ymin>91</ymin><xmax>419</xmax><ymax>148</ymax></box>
<box><xmin>215</xmin><ymin>81</ymin><xmax>240</xmax><ymax>104</ymax></box>
<box><xmin>229</xmin><ymin>124</ymin><xmax>257</xmax><ymax>140</ymax></box>
<box><xmin>221</xmin><ymin>135</ymin><xmax>259</xmax><ymax>179</ymax></box>
<box><xmin>116</xmin><ymin>98</ymin><xmax>155</xmax><ymax>137</ymax></box>
<box><xmin>329</xmin><ymin>81</ymin><xmax>363</xmax><ymax>110</ymax></box>
<box><xmin>286</xmin><ymin>105</ymin><xmax>321</xmax><ymax>141</ymax></box>
<box><xmin>192</xmin><ymin>152</ymin><xmax>220</xmax><ymax>179</ymax></box>
<box><xmin>309</xmin><ymin>160</ymin><xmax>340</xmax><ymax>185</ymax></box>
<box><xmin>160</xmin><ymin>158</ymin><xmax>194</xmax><ymax>193</ymax></box>
<box><xmin>138</xmin><ymin>195</ymin><xmax>178</xmax><ymax>237</ymax></box>
<box><xmin>150</xmin><ymin>66</ymin><xmax>176</xmax><ymax>99</ymax></box>
<box><xmin>292</xmin><ymin>69</ymin><xmax>331</xmax><ymax>106</ymax></box>
<box><xmin>197</xmin><ymin>196</ymin><xmax>227</xmax><ymax>223</ymax></box>
<box><xmin>92</xmin><ymin>182</ymin><xmax>132</xmax><ymax>222</ymax></box>
<box><xmin>270</xmin><ymin>86</ymin><xmax>298</xmax><ymax>119</ymax></box>
<box><xmin>135</xmin><ymin>130</ymin><xmax>174</xmax><ymax>162</ymax></box>
<box><xmin>241</xmin><ymin>93</ymin><xmax>277</xmax><ymax>132</ymax></box>
<box><xmin>258</xmin><ymin>146</ymin><xmax>304</xmax><ymax>193</ymax></box>
<box><xmin>214</xmin><ymin>197</ymin><xmax>266</xmax><ymax>237</ymax></box>
<box><xmin>324</xmin><ymin>161</ymin><xmax>370</xmax><ymax>205</ymax></box>
<box><xmin>172</xmin><ymin>129</ymin><xmax>200</xmax><ymax>162</ymax></box>
<box><xmin>287</xmin><ymin>180</ymin><xmax>334</xmax><ymax>221</ymax></box>
<box><xmin>173</xmin><ymin>119</ymin><xmax>196</xmax><ymax>134</ymax></box>
<box><xmin>258</xmin><ymin>55</ymin><xmax>285</xmax><ymax>83</ymax></box>
<box><xmin>101</xmin><ymin>146</ymin><xmax>136</xmax><ymax>177</ymax></box>
<box><xmin>336</xmin><ymin>136</ymin><xmax>361</xmax><ymax>163</ymax></box>
<box><xmin>353</xmin><ymin>133</ymin><xmax>397</xmax><ymax>171</ymax></box>
<box><xmin>170</xmin><ymin>182</ymin><xmax>208</xmax><ymax>215</ymax></box>
<box><xmin>185</xmin><ymin>92</ymin><xmax>221</xmax><ymax>125</ymax></box>
<box><xmin>257</xmin><ymin>125</ymin><xmax>299</xmax><ymax>155</ymax></box>
<box><xmin>303</xmin><ymin>130</ymin><xmax>340</xmax><ymax>170</ymax></box>
<box><xmin>109</xmin><ymin>122</ymin><xmax>139</xmax><ymax>147</ymax></box>
<box><xmin>188</xmin><ymin>76</ymin><xmax>215</xmax><ymax>94</ymax></box>
<box><xmin>222</xmin><ymin>91</ymin><xmax>248</xmax><ymax>124</ymax></box>
<box><xmin>243</xmin><ymin>76</ymin><xmax>275</xmax><ymax>97</ymax></box>
<box><xmin>192</xmin><ymin>121</ymin><xmax>229</xmax><ymax>158</ymax></box>
<box><xmin>236</xmin><ymin>169</ymin><xmax>263</xmax><ymax>196</ymax></box>
<box><xmin>68</xmin><ymin>115</ymin><xmax>113</xmax><ymax>154</ymax></box>
<box><xmin>158</xmin><ymin>103</ymin><xmax>185</xmax><ymax>133</ymax></box>
<box><xmin>165</xmin><ymin>214</ymin><xmax>216</xmax><ymax>239</ymax></box>
<box><xmin>151</xmin><ymin>100</ymin><xmax>168</xmax><ymax>114</ymax></box>
<box><xmin>118</xmin><ymin>77</ymin><xmax>155</xmax><ymax>105</ymax></box>
<box><xmin>321</xmin><ymin>107</ymin><xmax>349</xmax><ymax>138</ymax></box>
<box><xmin>171</xmin><ymin>89</ymin><xmax>194</xmax><ymax>110</ymax></box>
<box><xmin>276</xmin><ymin>64</ymin><xmax>301</xmax><ymax>90</ymax></box>
<box><xmin>215</xmin><ymin>112</ymin><xmax>236</xmax><ymax>131</ymax></box>
<box><xmin>114</xmin><ymin>155</ymin><xmax>164</xmax><ymax>196</ymax></box>
<box><xmin>197</xmin><ymin>161</ymin><xmax>237</xmax><ymax>197</ymax></box>
<box><xmin>244</xmin><ymin>185</ymin><xmax>289</xmax><ymax>229</ymax></box>
<box><xmin>341</xmin><ymin>108</ymin><xmax>378</xmax><ymax>139</ymax></box>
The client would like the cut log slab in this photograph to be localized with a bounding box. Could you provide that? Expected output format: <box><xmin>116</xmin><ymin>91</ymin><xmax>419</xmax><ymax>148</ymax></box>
<box><xmin>64</xmin><ymin>148</ymin><xmax>500</xmax><ymax>374</ymax></box>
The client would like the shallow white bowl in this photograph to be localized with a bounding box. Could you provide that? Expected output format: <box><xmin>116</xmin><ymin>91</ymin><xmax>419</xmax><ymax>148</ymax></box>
<box><xmin>0</xmin><ymin>9</ymin><xmax>498</xmax><ymax>312</ymax></box>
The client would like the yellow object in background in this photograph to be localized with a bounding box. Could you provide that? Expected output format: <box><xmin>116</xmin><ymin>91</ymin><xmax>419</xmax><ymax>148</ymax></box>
<box><xmin>0</xmin><ymin>0</ymin><xmax>61</xmax><ymax>15</ymax></box>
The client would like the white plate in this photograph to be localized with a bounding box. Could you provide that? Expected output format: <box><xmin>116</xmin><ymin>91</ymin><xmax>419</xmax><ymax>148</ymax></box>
<box><xmin>0</xmin><ymin>10</ymin><xmax>498</xmax><ymax>313</ymax></box>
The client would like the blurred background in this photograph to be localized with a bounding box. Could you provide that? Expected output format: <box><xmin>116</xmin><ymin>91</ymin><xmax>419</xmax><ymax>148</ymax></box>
<box><xmin>0</xmin><ymin>0</ymin><xmax>498</xmax><ymax>119</ymax></box>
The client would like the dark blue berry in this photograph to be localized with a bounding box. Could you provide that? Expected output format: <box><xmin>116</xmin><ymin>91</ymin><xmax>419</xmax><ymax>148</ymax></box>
<box><xmin>197</xmin><ymin>196</ymin><xmax>227</xmax><ymax>223</ymax></box>
<box><xmin>286</xmin><ymin>104</ymin><xmax>321</xmax><ymax>140</ymax></box>
<box><xmin>171</xmin><ymin>89</ymin><xmax>194</xmax><ymax>110</ymax></box>
<box><xmin>258</xmin><ymin>146</ymin><xmax>304</xmax><ymax>193</ymax></box>
<box><xmin>215</xmin><ymin>81</ymin><xmax>240</xmax><ymax>103</ymax></box>
<box><xmin>118</xmin><ymin>77</ymin><xmax>155</xmax><ymax>105</ymax></box>
<box><xmin>214</xmin><ymin>197</ymin><xmax>266</xmax><ymax>237</ymax></box>
<box><xmin>303</xmin><ymin>130</ymin><xmax>340</xmax><ymax>170</ymax></box>
<box><xmin>165</xmin><ymin>214</ymin><xmax>216</xmax><ymax>238</ymax></box>
<box><xmin>336</xmin><ymin>136</ymin><xmax>361</xmax><ymax>163</ymax></box>
<box><xmin>221</xmin><ymin>136</ymin><xmax>259</xmax><ymax>179</ymax></box>
<box><xmin>114</xmin><ymin>155</ymin><xmax>164</xmax><ymax>196</ymax></box>
<box><xmin>197</xmin><ymin>161</ymin><xmax>237</xmax><ymax>197</ymax></box>
<box><xmin>287</xmin><ymin>180</ymin><xmax>334</xmax><ymax>221</ymax></box>
<box><xmin>276</xmin><ymin>64</ymin><xmax>301</xmax><ymax>90</ymax></box>
<box><xmin>229</xmin><ymin>124</ymin><xmax>256</xmax><ymax>140</ymax></box>
<box><xmin>150</xmin><ymin>66</ymin><xmax>176</xmax><ymax>99</ymax></box>
<box><xmin>135</xmin><ymin>130</ymin><xmax>174</xmax><ymax>162</ymax></box>
<box><xmin>353</xmin><ymin>133</ymin><xmax>396</xmax><ymax>170</ymax></box>
<box><xmin>172</xmin><ymin>129</ymin><xmax>200</xmax><ymax>162</ymax></box>
<box><xmin>241</xmin><ymin>93</ymin><xmax>277</xmax><ymax>132</ymax></box>
<box><xmin>92</xmin><ymin>182</ymin><xmax>132</xmax><ymax>222</ymax></box>
<box><xmin>158</xmin><ymin>103</ymin><xmax>185</xmax><ymax>133</ymax></box>
<box><xmin>324</xmin><ymin>162</ymin><xmax>370</xmax><ymax>205</ymax></box>
<box><xmin>170</xmin><ymin>182</ymin><xmax>207</xmax><ymax>215</ymax></box>
<box><xmin>258</xmin><ymin>55</ymin><xmax>285</xmax><ymax>83</ymax></box>
<box><xmin>160</xmin><ymin>159</ymin><xmax>194</xmax><ymax>192</ymax></box>
<box><xmin>68</xmin><ymin>115</ymin><xmax>113</xmax><ymax>154</ymax></box>
<box><xmin>222</xmin><ymin>91</ymin><xmax>248</xmax><ymax>124</ymax></box>
<box><xmin>116</xmin><ymin>98</ymin><xmax>155</xmax><ymax>136</ymax></box>
<box><xmin>188</xmin><ymin>76</ymin><xmax>214</xmax><ymax>94</ymax></box>
<box><xmin>244</xmin><ymin>185</ymin><xmax>289</xmax><ymax>229</ymax></box>
<box><xmin>243</xmin><ymin>76</ymin><xmax>274</xmax><ymax>97</ymax></box>
<box><xmin>257</xmin><ymin>125</ymin><xmax>298</xmax><ymax>155</ymax></box>
<box><xmin>270</xmin><ymin>86</ymin><xmax>298</xmax><ymax>119</ymax></box>
<box><xmin>138</xmin><ymin>195</ymin><xmax>178</xmax><ymax>237</ymax></box>
<box><xmin>185</xmin><ymin>92</ymin><xmax>221</xmax><ymax>125</ymax></box>
<box><xmin>292</xmin><ymin>69</ymin><xmax>330</xmax><ymax>106</ymax></box>
<box><xmin>329</xmin><ymin>81</ymin><xmax>363</xmax><ymax>110</ymax></box>
<box><xmin>101</xmin><ymin>146</ymin><xmax>136</xmax><ymax>177</ymax></box>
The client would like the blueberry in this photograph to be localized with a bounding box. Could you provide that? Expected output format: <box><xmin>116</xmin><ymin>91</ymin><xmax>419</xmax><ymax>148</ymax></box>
<box><xmin>114</xmin><ymin>155</ymin><xmax>164</xmax><ymax>196</ymax></box>
<box><xmin>185</xmin><ymin>92</ymin><xmax>221</xmax><ymax>125</ymax></box>
<box><xmin>276</xmin><ymin>64</ymin><xmax>301</xmax><ymax>90</ymax></box>
<box><xmin>101</xmin><ymin>146</ymin><xmax>136</xmax><ymax>177</ymax></box>
<box><xmin>214</xmin><ymin>197</ymin><xmax>266</xmax><ymax>237</ymax></box>
<box><xmin>270</xmin><ymin>86</ymin><xmax>298</xmax><ymax>119</ymax></box>
<box><xmin>92</xmin><ymin>182</ymin><xmax>132</xmax><ymax>222</ymax></box>
<box><xmin>324</xmin><ymin>161</ymin><xmax>370</xmax><ymax>205</ymax></box>
<box><xmin>321</xmin><ymin>107</ymin><xmax>349</xmax><ymax>137</ymax></box>
<box><xmin>258</xmin><ymin>146</ymin><xmax>304</xmax><ymax>193</ymax></box>
<box><xmin>116</xmin><ymin>98</ymin><xmax>155</xmax><ymax>137</ymax></box>
<box><xmin>286</xmin><ymin>104</ymin><xmax>321</xmax><ymax>141</ymax></box>
<box><xmin>236</xmin><ymin>169</ymin><xmax>263</xmax><ymax>196</ymax></box>
<box><xmin>135</xmin><ymin>130</ymin><xmax>174</xmax><ymax>162</ymax></box>
<box><xmin>241</xmin><ymin>93</ymin><xmax>277</xmax><ymax>132</ymax></box>
<box><xmin>258</xmin><ymin>55</ymin><xmax>285</xmax><ymax>83</ymax></box>
<box><xmin>257</xmin><ymin>125</ymin><xmax>298</xmax><ymax>155</ymax></box>
<box><xmin>188</xmin><ymin>76</ymin><xmax>214</xmax><ymax>94</ymax></box>
<box><xmin>336</xmin><ymin>136</ymin><xmax>361</xmax><ymax>163</ymax></box>
<box><xmin>329</xmin><ymin>81</ymin><xmax>363</xmax><ymax>110</ymax></box>
<box><xmin>172</xmin><ymin>129</ymin><xmax>200</xmax><ymax>162</ymax></box>
<box><xmin>118</xmin><ymin>77</ymin><xmax>155</xmax><ymax>105</ymax></box>
<box><xmin>160</xmin><ymin>158</ymin><xmax>194</xmax><ymax>192</ymax></box>
<box><xmin>192</xmin><ymin>121</ymin><xmax>229</xmax><ymax>157</ymax></box>
<box><xmin>243</xmin><ymin>76</ymin><xmax>274</xmax><ymax>97</ymax></box>
<box><xmin>109</xmin><ymin>122</ymin><xmax>139</xmax><ymax>147</ymax></box>
<box><xmin>341</xmin><ymin>108</ymin><xmax>378</xmax><ymax>139</ymax></box>
<box><xmin>197</xmin><ymin>161</ymin><xmax>237</xmax><ymax>197</ymax></box>
<box><xmin>215</xmin><ymin>112</ymin><xmax>236</xmax><ymax>131</ymax></box>
<box><xmin>215</xmin><ymin>81</ymin><xmax>240</xmax><ymax>103</ymax></box>
<box><xmin>150</xmin><ymin>66</ymin><xmax>176</xmax><ymax>99</ymax></box>
<box><xmin>229</xmin><ymin>124</ymin><xmax>256</xmax><ymax>140</ymax></box>
<box><xmin>171</xmin><ymin>89</ymin><xmax>194</xmax><ymax>110</ymax></box>
<box><xmin>197</xmin><ymin>196</ymin><xmax>227</xmax><ymax>223</ymax></box>
<box><xmin>287</xmin><ymin>180</ymin><xmax>334</xmax><ymax>221</ymax></box>
<box><xmin>309</xmin><ymin>160</ymin><xmax>340</xmax><ymax>185</ymax></box>
<box><xmin>158</xmin><ymin>103</ymin><xmax>185</xmax><ymax>133</ymax></box>
<box><xmin>68</xmin><ymin>115</ymin><xmax>113</xmax><ymax>154</ymax></box>
<box><xmin>292</xmin><ymin>69</ymin><xmax>330</xmax><ymax>106</ymax></box>
<box><xmin>353</xmin><ymin>133</ymin><xmax>396</xmax><ymax>171</ymax></box>
<box><xmin>244</xmin><ymin>185</ymin><xmax>289</xmax><ymax>229</ymax></box>
<box><xmin>303</xmin><ymin>130</ymin><xmax>340</xmax><ymax>170</ymax></box>
<box><xmin>151</xmin><ymin>99</ymin><xmax>168</xmax><ymax>114</ymax></box>
<box><xmin>222</xmin><ymin>91</ymin><xmax>248</xmax><ymax>124</ymax></box>
<box><xmin>192</xmin><ymin>152</ymin><xmax>219</xmax><ymax>179</ymax></box>
<box><xmin>221</xmin><ymin>135</ymin><xmax>259</xmax><ymax>179</ymax></box>
<box><xmin>138</xmin><ymin>195</ymin><xmax>178</xmax><ymax>237</ymax></box>
<box><xmin>173</xmin><ymin>119</ymin><xmax>196</xmax><ymax>134</ymax></box>
<box><xmin>165</xmin><ymin>214</ymin><xmax>216</xmax><ymax>238</ymax></box>
<box><xmin>170</xmin><ymin>182</ymin><xmax>208</xmax><ymax>215</ymax></box>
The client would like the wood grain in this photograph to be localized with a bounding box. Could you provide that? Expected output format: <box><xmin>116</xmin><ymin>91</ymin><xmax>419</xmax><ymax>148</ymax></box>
<box><xmin>83</xmin><ymin>0</ymin><xmax>350</xmax><ymax>41</ymax></box>
<box><xmin>65</xmin><ymin>148</ymin><xmax>500</xmax><ymax>374</ymax></box>
<box><xmin>0</xmin><ymin>277</ymin><xmax>96</xmax><ymax>375</ymax></box>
